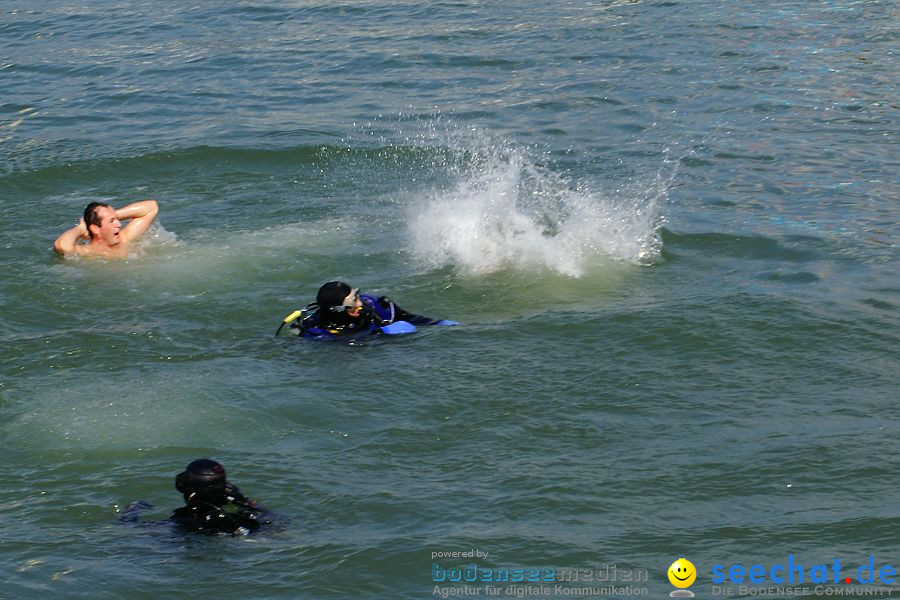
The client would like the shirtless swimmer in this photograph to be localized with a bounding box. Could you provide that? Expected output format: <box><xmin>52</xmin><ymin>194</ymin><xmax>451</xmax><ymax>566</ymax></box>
<box><xmin>53</xmin><ymin>200</ymin><xmax>159</xmax><ymax>259</ymax></box>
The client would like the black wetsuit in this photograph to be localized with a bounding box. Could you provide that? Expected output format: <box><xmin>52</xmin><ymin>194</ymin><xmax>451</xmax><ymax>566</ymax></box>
<box><xmin>170</xmin><ymin>501</ymin><xmax>269</xmax><ymax>535</ymax></box>
<box><xmin>120</xmin><ymin>484</ymin><xmax>271</xmax><ymax>535</ymax></box>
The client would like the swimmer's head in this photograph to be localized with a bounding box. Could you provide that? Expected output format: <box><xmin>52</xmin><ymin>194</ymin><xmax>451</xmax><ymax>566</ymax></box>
<box><xmin>83</xmin><ymin>202</ymin><xmax>121</xmax><ymax>245</ymax></box>
<box><xmin>83</xmin><ymin>202</ymin><xmax>111</xmax><ymax>239</ymax></box>
<box><xmin>317</xmin><ymin>281</ymin><xmax>363</xmax><ymax>317</ymax></box>
<box><xmin>317</xmin><ymin>281</ymin><xmax>352</xmax><ymax>310</ymax></box>
<box><xmin>175</xmin><ymin>459</ymin><xmax>228</xmax><ymax>505</ymax></box>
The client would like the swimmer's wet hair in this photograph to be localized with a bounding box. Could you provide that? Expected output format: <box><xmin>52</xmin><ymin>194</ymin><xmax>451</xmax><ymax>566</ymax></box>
<box><xmin>83</xmin><ymin>202</ymin><xmax>112</xmax><ymax>239</ymax></box>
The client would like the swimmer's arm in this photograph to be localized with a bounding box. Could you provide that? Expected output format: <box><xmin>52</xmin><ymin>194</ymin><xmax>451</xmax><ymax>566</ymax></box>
<box><xmin>117</xmin><ymin>199</ymin><xmax>159</xmax><ymax>243</ymax></box>
<box><xmin>53</xmin><ymin>219</ymin><xmax>89</xmax><ymax>256</ymax></box>
<box><xmin>378</xmin><ymin>296</ymin><xmax>437</xmax><ymax>326</ymax></box>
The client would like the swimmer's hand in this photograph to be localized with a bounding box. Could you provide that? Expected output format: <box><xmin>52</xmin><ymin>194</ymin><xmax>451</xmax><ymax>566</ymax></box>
<box><xmin>119</xmin><ymin>500</ymin><xmax>153</xmax><ymax>522</ymax></box>
<box><xmin>54</xmin><ymin>218</ymin><xmax>91</xmax><ymax>255</ymax></box>
<box><xmin>379</xmin><ymin>321</ymin><xmax>417</xmax><ymax>335</ymax></box>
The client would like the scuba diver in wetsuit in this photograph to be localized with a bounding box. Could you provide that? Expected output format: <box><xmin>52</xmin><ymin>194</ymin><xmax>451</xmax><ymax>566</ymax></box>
<box><xmin>276</xmin><ymin>280</ymin><xmax>457</xmax><ymax>339</ymax></box>
<box><xmin>119</xmin><ymin>459</ymin><xmax>271</xmax><ymax>535</ymax></box>
<box><xmin>170</xmin><ymin>459</ymin><xmax>270</xmax><ymax>535</ymax></box>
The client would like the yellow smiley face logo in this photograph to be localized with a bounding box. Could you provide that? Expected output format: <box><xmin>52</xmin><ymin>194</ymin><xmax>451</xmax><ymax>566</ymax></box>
<box><xmin>668</xmin><ymin>558</ymin><xmax>696</xmax><ymax>588</ymax></box>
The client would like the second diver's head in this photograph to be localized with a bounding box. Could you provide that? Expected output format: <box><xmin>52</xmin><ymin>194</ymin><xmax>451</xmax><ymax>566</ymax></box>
<box><xmin>83</xmin><ymin>201</ymin><xmax>121</xmax><ymax>245</ymax></box>
<box><xmin>175</xmin><ymin>458</ymin><xmax>228</xmax><ymax>505</ymax></box>
<box><xmin>317</xmin><ymin>281</ymin><xmax>363</xmax><ymax>318</ymax></box>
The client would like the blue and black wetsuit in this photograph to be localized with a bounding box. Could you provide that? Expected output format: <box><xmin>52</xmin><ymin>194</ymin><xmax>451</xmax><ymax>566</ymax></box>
<box><xmin>289</xmin><ymin>293</ymin><xmax>439</xmax><ymax>339</ymax></box>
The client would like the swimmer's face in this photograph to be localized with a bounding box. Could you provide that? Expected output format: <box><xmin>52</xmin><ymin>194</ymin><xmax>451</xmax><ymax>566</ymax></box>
<box><xmin>92</xmin><ymin>206</ymin><xmax>122</xmax><ymax>246</ymax></box>
<box><xmin>342</xmin><ymin>288</ymin><xmax>362</xmax><ymax>317</ymax></box>
<box><xmin>668</xmin><ymin>558</ymin><xmax>696</xmax><ymax>588</ymax></box>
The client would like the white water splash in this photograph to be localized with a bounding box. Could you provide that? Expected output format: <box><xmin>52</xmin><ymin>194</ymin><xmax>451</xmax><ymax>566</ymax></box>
<box><xmin>407</xmin><ymin>144</ymin><xmax>669</xmax><ymax>277</ymax></box>
<box><xmin>127</xmin><ymin>222</ymin><xmax>178</xmax><ymax>257</ymax></box>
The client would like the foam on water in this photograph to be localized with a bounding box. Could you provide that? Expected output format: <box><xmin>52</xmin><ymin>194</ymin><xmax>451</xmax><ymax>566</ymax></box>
<box><xmin>129</xmin><ymin>222</ymin><xmax>178</xmax><ymax>254</ymax></box>
<box><xmin>51</xmin><ymin>217</ymin><xmax>362</xmax><ymax>296</ymax></box>
<box><xmin>4</xmin><ymin>361</ymin><xmax>294</xmax><ymax>452</ymax></box>
<box><xmin>406</xmin><ymin>135</ymin><xmax>670</xmax><ymax>277</ymax></box>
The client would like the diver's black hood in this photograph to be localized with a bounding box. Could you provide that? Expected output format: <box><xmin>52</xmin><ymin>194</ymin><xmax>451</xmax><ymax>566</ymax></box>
<box><xmin>175</xmin><ymin>459</ymin><xmax>227</xmax><ymax>504</ymax></box>
<box><xmin>316</xmin><ymin>281</ymin><xmax>352</xmax><ymax>309</ymax></box>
